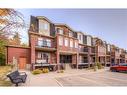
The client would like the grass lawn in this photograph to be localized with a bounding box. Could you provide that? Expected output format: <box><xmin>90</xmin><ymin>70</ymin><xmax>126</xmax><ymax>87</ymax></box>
<box><xmin>0</xmin><ymin>66</ymin><xmax>13</xmax><ymax>86</ymax></box>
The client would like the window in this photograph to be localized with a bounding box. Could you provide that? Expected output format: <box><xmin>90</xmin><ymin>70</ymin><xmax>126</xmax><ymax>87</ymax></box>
<box><xmin>84</xmin><ymin>35</ymin><xmax>87</xmax><ymax>44</ymax></box>
<box><xmin>43</xmin><ymin>39</ymin><xmax>47</xmax><ymax>46</ymax></box>
<box><xmin>58</xmin><ymin>28</ymin><xmax>63</xmax><ymax>34</ymax></box>
<box><xmin>70</xmin><ymin>39</ymin><xmax>73</xmax><ymax>47</ymax></box>
<box><xmin>59</xmin><ymin>36</ymin><xmax>63</xmax><ymax>46</ymax></box>
<box><xmin>79</xmin><ymin>35</ymin><xmax>81</xmax><ymax>40</ymax></box>
<box><xmin>39</xmin><ymin>20</ymin><xmax>43</xmax><ymax>34</ymax></box>
<box><xmin>75</xmin><ymin>41</ymin><xmax>78</xmax><ymax>48</ymax></box>
<box><xmin>69</xmin><ymin>31</ymin><xmax>73</xmax><ymax>37</ymax></box>
<box><xmin>39</xmin><ymin>20</ymin><xmax>50</xmax><ymax>36</ymax></box>
<box><xmin>37</xmin><ymin>52</ymin><xmax>42</xmax><ymax>59</ymax></box>
<box><xmin>44</xmin><ymin>23</ymin><xmax>48</xmax><ymax>30</ymax></box>
<box><xmin>37</xmin><ymin>52</ymin><xmax>50</xmax><ymax>63</ymax></box>
<box><xmin>87</xmin><ymin>36</ymin><xmax>92</xmax><ymax>46</ymax></box>
<box><xmin>38</xmin><ymin>38</ymin><xmax>51</xmax><ymax>47</ymax></box>
<box><xmin>38</xmin><ymin>38</ymin><xmax>43</xmax><ymax>46</ymax></box>
<box><xmin>65</xmin><ymin>38</ymin><xmax>68</xmax><ymax>46</ymax></box>
<box><xmin>107</xmin><ymin>45</ymin><xmax>110</xmax><ymax>51</ymax></box>
<box><xmin>47</xmin><ymin>39</ymin><xmax>51</xmax><ymax>47</ymax></box>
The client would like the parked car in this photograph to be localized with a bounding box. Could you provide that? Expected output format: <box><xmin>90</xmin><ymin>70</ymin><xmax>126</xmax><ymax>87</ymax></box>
<box><xmin>110</xmin><ymin>63</ymin><xmax>127</xmax><ymax>72</ymax></box>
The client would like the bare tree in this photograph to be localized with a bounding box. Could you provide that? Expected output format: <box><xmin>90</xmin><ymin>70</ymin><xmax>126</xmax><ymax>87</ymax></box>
<box><xmin>0</xmin><ymin>8</ymin><xmax>25</xmax><ymax>39</ymax></box>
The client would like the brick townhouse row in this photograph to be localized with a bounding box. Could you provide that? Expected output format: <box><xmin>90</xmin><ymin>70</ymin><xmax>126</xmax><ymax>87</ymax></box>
<box><xmin>6</xmin><ymin>16</ymin><xmax>127</xmax><ymax>70</ymax></box>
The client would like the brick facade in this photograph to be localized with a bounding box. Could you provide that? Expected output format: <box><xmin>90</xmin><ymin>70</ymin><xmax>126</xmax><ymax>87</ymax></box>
<box><xmin>6</xmin><ymin>16</ymin><xmax>127</xmax><ymax>70</ymax></box>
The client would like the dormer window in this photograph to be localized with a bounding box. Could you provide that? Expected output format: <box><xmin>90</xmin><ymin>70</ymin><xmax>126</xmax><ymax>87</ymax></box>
<box><xmin>44</xmin><ymin>23</ymin><xmax>48</xmax><ymax>30</ymax></box>
<box><xmin>69</xmin><ymin>31</ymin><xmax>73</xmax><ymax>37</ymax></box>
<box><xmin>87</xmin><ymin>36</ymin><xmax>92</xmax><ymax>46</ymax></box>
<box><xmin>79</xmin><ymin>35</ymin><xmax>81</xmax><ymax>40</ymax></box>
<box><xmin>39</xmin><ymin>20</ymin><xmax>50</xmax><ymax>36</ymax></box>
<box><xmin>57</xmin><ymin>28</ymin><xmax>63</xmax><ymax>35</ymax></box>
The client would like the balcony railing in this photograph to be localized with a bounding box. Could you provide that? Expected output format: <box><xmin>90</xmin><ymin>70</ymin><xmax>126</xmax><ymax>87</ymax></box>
<box><xmin>79</xmin><ymin>47</ymin><xmax>88</xmax><ymax>53</ymax></box>
<box><xmin>91</xmin><ymin>48</ymin><xmax>95</xmax><ymax>53</ymax></box>
<box><xmin>36</xmin><ymin>41</ymin><xmax>54</xmax><ymax>48</ymax></box>
<box><xmin>106</xmin><ymin>52</ymin><xmax>111</xmax><ymax>55</ymax></box>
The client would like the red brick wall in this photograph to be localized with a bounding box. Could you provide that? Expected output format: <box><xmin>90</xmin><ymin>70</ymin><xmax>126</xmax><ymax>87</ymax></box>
<box><xmin>58</xmin><ymin>35</ymin><xmax>78</xmax><ymax>52</ymax></box>
<box><xmin>30</xmin><ymin>35</ymin><xmax>36</xmax><ymax>66</ymax></box>
<box><xmin>7</xmin><ymin>47</ymin><xmax>30</xmax><ymax>64</ymax></box>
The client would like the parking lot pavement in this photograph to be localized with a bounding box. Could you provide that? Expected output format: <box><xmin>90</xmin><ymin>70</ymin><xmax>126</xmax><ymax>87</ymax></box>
<box><xmin>21</xmin><ymin>68</ymin><xmax>127</xmax><ymax>86</ymax></box>
<box><xmin>55</xmin><ymin>71</ymin><xmax>127</xmax><ymax>86</ymax></box>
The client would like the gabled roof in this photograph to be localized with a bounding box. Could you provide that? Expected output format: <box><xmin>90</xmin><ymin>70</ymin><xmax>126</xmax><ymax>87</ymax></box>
<box><xmin>76</xmin><ymin>31</ymin><xmax>84</xmax><ymax>34</ymax></box>
<box><xmin>54</xmin><ymin>23</ymin><xmax>75</xmax><ymax>32</ymax></box>
<box><xmin>36</xmin><ymin>16</ymin><xmax>53</xmax><ymax>23</ymax></box>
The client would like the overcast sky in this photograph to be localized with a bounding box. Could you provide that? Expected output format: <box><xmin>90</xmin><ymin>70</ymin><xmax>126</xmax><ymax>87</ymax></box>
<box><xmin>16</xmin><ymin>9</ymin><xmax>127</xmax><ymax>49</ymax></box>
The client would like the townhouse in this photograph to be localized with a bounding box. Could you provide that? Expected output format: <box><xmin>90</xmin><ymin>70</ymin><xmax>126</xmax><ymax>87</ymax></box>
<box><xmin>77</xmin><ymin>32</ymin><xmax>95</xmax><ymax>68</ymax></box>
<box><xmin>6</xmin><ymin>16</ymin><xmax>127</xmax><ymax>70</ymax></box>
<box><xmin>93</xmin><ymin>37</ymin><xmax>107</xmax><ymax>66</ymax></box>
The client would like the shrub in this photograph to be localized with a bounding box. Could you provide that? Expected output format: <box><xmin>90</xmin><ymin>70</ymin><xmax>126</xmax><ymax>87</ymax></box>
<box><xmin>57</xmin><ymin>70</ymin><xmax>64</xmax><ymax>73</ymax></box>
<box><xmin>42</xmin><ymin>68</ymin><xmax>49</xmax><ymax>73</ymax></box>
<box><xmin>60</xmin><ymin>70</ymin><xmax>64</xmax><ymax>73</ymax></box>
<box><xmin>93</xmin><ymin>63</ymin><xmax>98</xmax><ymax>71</ymax></box>
<box><xmin>0</xmin><ymin>53</ymin><xmax>6</xmax><ymax>66</ymax></box>
<box><xmin>32</xmin><ymin>69</ymin><xmax>42</xmax><ymax>75</ymax></box>
<box><xmin>97</xmin><ymin>62</ymin><xmax>102</xmax><ymax>69</ymax></box>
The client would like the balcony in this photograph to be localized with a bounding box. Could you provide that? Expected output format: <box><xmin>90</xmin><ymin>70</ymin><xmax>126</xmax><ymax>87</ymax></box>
<box><xmin>79</xmin><ymin>47</ymin><xmax>89</xmax><ymax>54</ymax></box>
<box><xmin>90</xmin><ymin>47</ymin><xmax>95</xmax><ymax>53</ymax></box>
<box><xmin>35</xmin><ymin>40</ymin><xmax>56</xmax><ymax>52</ymax></box>
<box><xmin>106</xmin><ymin>51</ymin><xmax>111</xmax><ymax>56</ymax></box>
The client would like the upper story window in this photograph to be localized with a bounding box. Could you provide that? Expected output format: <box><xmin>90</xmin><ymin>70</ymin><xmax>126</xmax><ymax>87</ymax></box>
<box><xmin>59</xmin><ymin>36</ymin><xmax>63</xmax><ymax>46</ymax></box>
<box><xmin>57</xmin><ymin>28</ymin><xmax>63</xmax><ymax>35</ymax></box>
<box><xmin>39</xmin><ymin>20</ymin><xmax>50</xmax><ymax>36</ymax></box>
<box><xmin>75</xmin><ymin>41</ymin><xmax>78</xmax><ymax>48</ymax></box>
<box><xmin>70</xmin><ymin>39</ymin><xmax>73</xmax><ymax>47</ymax></box>
<box><xmin>65</xmin><ymin>38</ymin><xmax>68</xmax><ymax>47</ymax></box>
<box><xmin>87</xmin><ymin>36</ymin><xmax>92</xmax><ymax>46</ymax></box>
<box><xmin>46</xmin><ymin>39</ymin><xmax>51</xmax><ymax>47</ymax></box>
<box><xmin>38</xmin><ymin>38</ymin><xmax>43</xmax><ymax>46</ymax></box>
<box><xmin>107</xmin><ymin>44</ymin><xmax>111</xmax><ymax>51</ymax></box>
<box><xmin>37</xmin><ymin>38</ymin><xmax>51</xmax><ymax>47</ymax></box>
<box><xmin>79</xmin><ymin>35</ymin><xmax>81</xmax><ymax>40</ymax></box>
<box><xmin>37</xmin><ymin>52</ymin><xmax>42</xmax><ymax>59</ymax></box>
<box><xmin>69</xmin><ymin>31</ymin><xmax>73</xmax><ymax>37</ymax></box>
<box><xmin>44</xmin><ymin>23</ymin><xmax>48</xmax><ymax>30</ymax></box>
<box><xmin>84</xmin><ymin>35</ymin><xmax>87</xmax><ymax>44</ymax></box>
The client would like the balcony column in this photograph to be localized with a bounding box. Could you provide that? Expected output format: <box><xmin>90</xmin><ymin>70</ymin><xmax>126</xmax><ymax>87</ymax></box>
<box><xmin>76</xmin><ymin>53</ymin><xmax>79</xmax><ymax>69</ymax></box>
<box><xmin>88</xmin><ymin>47</ymin><xmax>91</xmax><ymax>68</ymax></box>
<box><xmin>56</xmin><ymin>33</ymin><xmax>60</xmax><ymax>70</ymax></box>
<box><xmin>56</xmin><ymin>51</ymin><xmax>59</xmax><ymax>64</ymax></box>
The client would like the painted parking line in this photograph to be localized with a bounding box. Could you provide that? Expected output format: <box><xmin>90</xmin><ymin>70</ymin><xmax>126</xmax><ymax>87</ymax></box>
<box><xmin>54</xmin><ymin>78</ymin><xmax>63</xmax><ymax>87</ymax></box>
<box><xmin>54</xmin><ymin>70</ymin><xmax>127</xmax><ymax>86</ymax></box>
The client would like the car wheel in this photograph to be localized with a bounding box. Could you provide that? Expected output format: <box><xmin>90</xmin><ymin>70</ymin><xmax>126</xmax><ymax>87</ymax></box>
<box><xmin>112</xmin><ymin>69</ymin><xmax>117</xmax><ymax>72</ymax></box>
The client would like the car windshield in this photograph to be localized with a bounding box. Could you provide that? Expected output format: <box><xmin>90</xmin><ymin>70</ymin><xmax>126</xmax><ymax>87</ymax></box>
<box><xmin>119</xmin><ymin>63</ymin><xmax>127</xmax><ymax>66</ymax></box>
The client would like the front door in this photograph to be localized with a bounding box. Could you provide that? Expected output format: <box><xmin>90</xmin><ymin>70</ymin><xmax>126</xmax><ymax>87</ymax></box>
<box><xmin>19</xmin><ymin>57</ymin><xmax>27</xmax><ymax>69</ymax></box>
<box><xmin>60</xmin><ymin>55</ymin><xmax>72</xmax><ymax>69</ymax></box>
